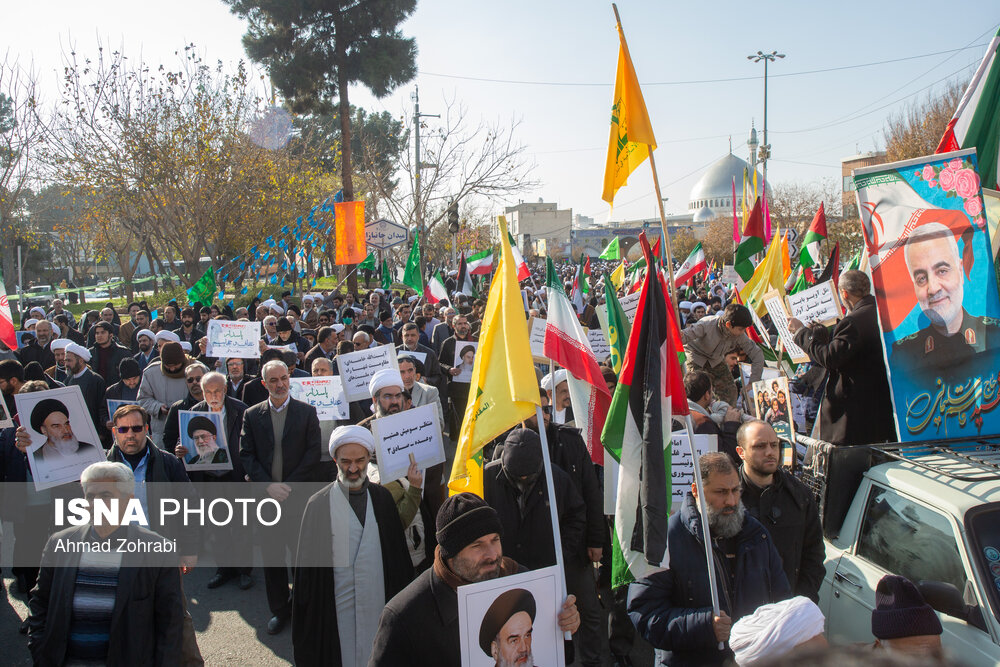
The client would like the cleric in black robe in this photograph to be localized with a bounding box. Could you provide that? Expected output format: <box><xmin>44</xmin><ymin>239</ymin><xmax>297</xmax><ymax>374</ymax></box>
<box><xmin>291</xmin><ymin>425</ymin><xmax>413</xmax><ymax>666</ymax></box>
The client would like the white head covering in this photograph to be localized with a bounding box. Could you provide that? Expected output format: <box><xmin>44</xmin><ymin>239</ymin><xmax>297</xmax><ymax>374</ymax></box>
<box><xmin>155</xmin><ymin>330</ymin><xmax>180</xmax><ymax>343</ymax></box>
<box><xmin>179</xmin><ymin>341</ymin><xmax>192</xmax><ymax>352</ymax></box>
<box><xmin>730</xmin><ymin>596</ymin><xmax>826</xmax><ymax>665</ymax></box>
<box><xmin>24</xmin><ymin>318</ymin><xmax>38</xmax><ymax>328</ymax></box>
<box><xmin>374</xmin><ymin>288</ymin><xmax>385</xmax><ymax>294</ymax></box>
<box><xmin>136</xmin><ymin>328</ymin><xmax>155</xmax><ymax>341</ymax></box>
<box><xmin>369</xmin><ymin>368</ymin><xmax>404</xmax><ymax>397</ymax></box>
<box><xmin>332</xmin><ymin>323</ymin><xmax>346</xmax><ymax>334</ymax></box>
<box><xmin>262</xmin><ymin>299</ymin><xmax>276</xmax><ymax>307</ymax></box>
<box><xmin>328</xmin><ymin>425</ymin><xmax>376</xmax><ymax>458</ymax></box>
<box><xmin>407</xmin><ymin>295</ymin><xmax>420</xmax><ymax>304</ymax></box>
<box><xmin>679</xmin><ymin>301</ymin><xmax>693</xmax><ymax>310</ymax></box>
<box><xmin>540</xmin><ymin>369</ymin><xmax>568</xmax><ymax>391</ymax></box>
<box><xmin>691</xmin><ymin>301</ymin><xmax>707</xmax><ymax>310</ymax></box>
<box><xmin>270</xmin><ymin>304</ymin><xmax>285</xmax><ymax>314</ymax></box>
<box><xmin>302</xmin><ymin>294</ymin><xmax>314</xmax><ymax>303</ymax></box>
<box><xmin>50</xmin><ymin>338</ymin><xmax>72</xmax><ymax>351</ymax></box>
<box><xmin>30</xmin><ymin>307</ymin><xmax>45</xmax><ymax>315</ymax></box>
<box><xmin>65</xmin><ymin>342</ymin><xmax>92</xmax><ymax>363</ymax></box>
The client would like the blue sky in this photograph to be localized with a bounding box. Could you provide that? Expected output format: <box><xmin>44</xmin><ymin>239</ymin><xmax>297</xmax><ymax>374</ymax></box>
<box><xmin>5</xmin><ymin>0</ymin><xmax>998</xmax><ymax>225</ymax></box>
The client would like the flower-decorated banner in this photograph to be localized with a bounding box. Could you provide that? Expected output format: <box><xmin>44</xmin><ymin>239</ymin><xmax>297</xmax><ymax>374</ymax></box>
<box><xmin>854</xmin><ymin>149</ymin><xmax>1000</xmax><ymax>440</ymax></box>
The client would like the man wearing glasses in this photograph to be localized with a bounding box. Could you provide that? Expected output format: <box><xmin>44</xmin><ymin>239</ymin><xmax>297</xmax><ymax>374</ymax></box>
<box><xmin>161</xmin><ymin>363</ymin><xmax>208</xmax><ymax>452</ymax></box>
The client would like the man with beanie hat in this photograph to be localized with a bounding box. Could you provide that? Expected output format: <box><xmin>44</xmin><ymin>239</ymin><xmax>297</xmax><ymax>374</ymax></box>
<box><xmin>104</xmin><ymin>358</ymin><xmax>143</xmax><ymax>422</ymax></box>
<box><xmin>88</xmin><ymin>320</ymin><xmax>133</xmax><ymax>385</ymax></box>
<box><xmin>871</xmin><ymin>575</ymin><xmax>944</xmax><ymax>659</ymax></box>
<box><xmin>137</xmin><ymin>341</ymin><xmax>192</xmax><ymax>447</ymax></box>
<box><xmin>369</xmin><ymin>493</ymin><xmax>581</xmax><ymax>666</ymax></box>
<box><xmin>484</xmin><ymin>428</ymin><xmax>586</xmax><ymax>571</ymax></box>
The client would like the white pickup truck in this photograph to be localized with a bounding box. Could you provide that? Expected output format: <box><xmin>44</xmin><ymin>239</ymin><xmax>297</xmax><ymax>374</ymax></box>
<box><xmin>796</xmin><ymin>437</ymin><xmax>1000</xmax><ymax>665</ymax></box>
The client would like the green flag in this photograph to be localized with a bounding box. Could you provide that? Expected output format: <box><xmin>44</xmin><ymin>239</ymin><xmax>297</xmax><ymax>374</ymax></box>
<box><xmin>845</xmin><ymin>246</ymin><xmax>862</xmax><ymax>272</ymax></box>
<box><xmin>402</xmin><ymin>231</ymin><xmax>423</xmax><ymax>293</ymax></box>
<box><xmin>790</xmin><ymin>269</ymin><xmax>809</xmax><ymax>294</ymax></box>
<box><xmin>381</xmin><ymin>259</ymin><xmax>391</xmax><ymax>290</ymax></box>
<box><xmin>602</xmin><ymin>274</ymin><xmax>631</xmax><ymax>373</ymax></box>
<box><xmin>358</xmin><ymin>251</ymin><xmax>376</xmax><ymax>271</ymax></box>
<box><xmin>599</xmin><ymin>236</ymin><xmax>621</xmax><ymax>260</ymax></box>
<box><xmin>187</xmin><ymin>269</ymin><xmax>216</xmax><ymax>308</ymax></box>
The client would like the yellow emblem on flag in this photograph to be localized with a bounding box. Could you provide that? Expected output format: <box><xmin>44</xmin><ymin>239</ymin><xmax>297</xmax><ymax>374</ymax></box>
<box><xmin>448</xmin><ymin>216</ymin><xmax>540</xmax><ymax>497</ymax></box>
<box><xmin>601</xmin><ymin>21</ymin><xmax>657</xmax><ymax>205</ymax></box>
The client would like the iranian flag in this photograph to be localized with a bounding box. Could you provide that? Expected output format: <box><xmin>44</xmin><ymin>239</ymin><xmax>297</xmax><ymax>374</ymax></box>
<box><xmin>467</xmin><ymin>248</ymin><xmax>494</xmax><ymax>275</ymax></box>
<box><xmin>936</xmin><ymin>28</ymin><xmax>1000</xmax><ymax>189</ymax></box>
<box><xmin>507</xmin><ymin>229</ymin><xmax>531</xmax><ymax>281</ymax></box>
<box><xmin>425</xmin><ymin>271</ymin><xmax>449</xmax><ymax>304</ymax></box>
<box><xmin>543</xmin><ymin>258</ymin><xmax>611</xmax><ymax>464</ymax></box>
<box><xmin>673</xmin><ymin>243</ymin><xmax>707</xmax><ymax>287</ymax></box>
<box><xmin>0</xmin><ymin>273</ymin><xmax>16</xmax><ymax>352</ymax></box>
<box><xmin>798</xmin><ymin>202</ymin><xmax>827</xmax><ymax>273</ymax></box>
<box><xmin>602</xmin><ymin>233</ymin><xmax>687</xmax><ymax>588</ymax></box>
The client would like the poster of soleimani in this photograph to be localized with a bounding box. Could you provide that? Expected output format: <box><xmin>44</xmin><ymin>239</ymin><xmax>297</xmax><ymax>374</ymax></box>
<box><xmin>15</xmin><ymin>385</ymin><xmax>105</xmax><ymax>491</ymax></box>
<box><xmin>853</xmin><ymin>148</ymin><xmax>1000</xmax><ymax>441</ymax></box>
<box><xmin>457</xmin><ymin>565</ymin><xmax>564</xmax><ymax>667</ymax></box>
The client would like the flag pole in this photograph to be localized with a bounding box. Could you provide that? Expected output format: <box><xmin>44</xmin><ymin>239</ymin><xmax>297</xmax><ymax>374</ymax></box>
<box><xmin>539</xmin><ymin>357</ymin><xmax>572</xmax><ymax>640</ymax></box>
<box><xmin>683</xmin><ymin>414</ymin><xmax>725</xmax><ymax>651</ymax></box>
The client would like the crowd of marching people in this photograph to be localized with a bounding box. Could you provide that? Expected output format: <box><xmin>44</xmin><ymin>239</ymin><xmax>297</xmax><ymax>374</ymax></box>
<box><xmin>0</xmin><ymin>255</ymin><xmax>946</xmax><ymax>667</ymax></box>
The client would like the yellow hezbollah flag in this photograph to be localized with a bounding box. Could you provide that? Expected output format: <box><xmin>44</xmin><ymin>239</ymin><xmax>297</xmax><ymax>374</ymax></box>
<box><xmin>449</xmin><ymin>216</ymin><xmax>540</xmax><ymax>496</ymax></box>
<box><xmin>601</xmin><ymin>20</ymin><xmax>657</xmax><ymax>205</ymax></box>
<box><xmin>610</xmin><ymin>260</ymin><xmax>627</xmax><ymax>291</ymax></box>
<box><xmin>739</xmin><ymin>231</ymin><xmax>785</xmax><ymax>316</ymax></box>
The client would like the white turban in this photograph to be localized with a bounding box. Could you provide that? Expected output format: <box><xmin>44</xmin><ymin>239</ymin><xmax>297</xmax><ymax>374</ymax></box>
<box><xmin>730</xmin><ymin>596</ymin><xmax>826</xmax><ymax>665</ymax></box>
<box><xmin>328</xmin><ymin>425</ymin><xmax>375</xmax><ymax>458</ymax></box>
<box><xmin>65</xmin><ymin>343</ymin><xmax>92</xmax><ymax>362</ymax></box>
<box><xmin>179</xmin><ymin>341</ymin><xmax>192</xmax><ymax>352</ymax></box>
<box><xmin>679</xmin><ymin>301</ymin><xmax>693</xmax><ymax>310</ymax></box>
<box><xmin>155</xmin><ymin>330</ymin><xmax>180</xmax><ymax>343</ymax></box>
<box><xmin>691</xmin><ymin>301</ymin><xmax>707</xmax><ymax>310</ymax></box>
<box><xmin>540</xmin><ymin>369</ymin><xmax>568</xmax><ymax>391</ymax></box>
<box><xmin>50</xmin><ymin>338</ymin><xmax>72</xmax><ymax>351</ymax></box>
<box><xmin>262</xmin><ymin>299</ymin><xmax>276</xmax><ymax>307</ymax></box>
<box><xmin>30</xmin><ymin>306</ymin><xmax>45</xmax><ymax>315</ymax></box>
<box><xmin>407</xmin><ymin>295</ymin><xmax>420</xmax><ymax>304</ymax></box>
<box><xmin>136</xmin><ymin>328</ymin><xmax>155</xmax><ymax>341</ymax></box>
<box><xmin>270</xmin><ymin>304</ymin><xmax>285</xmax><ymax>314</ymax></box>
<box><xmin>302</xmin><ymin>294</ymin><xmax>314</xmax><ymax>303</ymax></box>
<box><xmin>369</xmin><ymin>368</ymin><xmax>403</xmax><ymax>397</ymax></box>
<box><xmin>24</xmin><ymin>318</ymin><xmax>38</xmax><ymax>328</ymax></box>
<box><xmin>332</xmin><ymin>323</ymin><xmax>345</xmax><ymax>334</ymax></box>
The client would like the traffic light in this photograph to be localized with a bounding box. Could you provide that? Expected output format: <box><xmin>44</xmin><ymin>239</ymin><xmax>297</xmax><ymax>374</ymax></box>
<box><xmin>447</xmin><ymin>202</ymin><xmax>460</xmax><ymax>234</ymax></box>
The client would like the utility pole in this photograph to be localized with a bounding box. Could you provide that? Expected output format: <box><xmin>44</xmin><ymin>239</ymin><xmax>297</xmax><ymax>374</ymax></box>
<box><xmin>747</xmin><ymin>50</ymin><xmax>784</xmax><ymax>201</ymax></box>
<box><xmin>412</xmin><ymin>86</ymin><xmax>439</xmax><ymax>281</ymax></box>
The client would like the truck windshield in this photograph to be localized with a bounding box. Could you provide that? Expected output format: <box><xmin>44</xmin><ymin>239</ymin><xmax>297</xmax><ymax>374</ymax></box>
<box><xmin>965</xmin><ymin>503</ymin><xmax>1000</xmax><ymax>624</ymax></box>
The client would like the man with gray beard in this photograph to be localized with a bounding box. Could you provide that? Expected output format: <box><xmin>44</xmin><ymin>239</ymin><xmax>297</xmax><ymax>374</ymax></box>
<box><xmin>627</xmin><ymin>452</ymin><xmax>790</xmax><ymax>667</ymax></box>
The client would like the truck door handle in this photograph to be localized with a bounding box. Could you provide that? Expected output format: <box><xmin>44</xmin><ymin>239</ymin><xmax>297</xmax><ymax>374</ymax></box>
<box><xmin>834</xmin><ymin>571</ymin><xmax>863</xmax><ymax>589</ymax></box>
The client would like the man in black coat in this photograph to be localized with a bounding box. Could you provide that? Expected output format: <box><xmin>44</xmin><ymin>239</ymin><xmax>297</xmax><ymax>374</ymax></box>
<box><xmin>161</xmin><ymin>362</ymin><xmax>207</xmax><ymax>452</ymax></box>
<box><xmin>369</xmin><ymin>493</ymin><xmax>581</xmax><ymax>667</ymax></box>
<box><xmin>483</xmin><ymin>428</ymin><xmax>585</xmax><ymax>571</ymax></box>
<box><xmin>63</xmin><ymin>343</ymin><xmax>110</xmax><ymax>446</ymax></box>
<box><xmin>628</xmin><ymin>453</ymin><xmax>790</xmax><ymax>667</ymax></box>
<box><xmin>736</xmin><ymin>420</ymin><xmax>825</xmax><ymax>602</ymax></box>
<box><xmin>239</xmin><ymin>358</ymin><xmax>322</xmax><ymax>634</ymax></box>
<box><xmin>789</xmin><ymin>269</ymin><xmax>896</xmax><ymax>445</ymax></box>
<box><xmin>88</xmin><ymin>321</ymin><xmax>133</xmax><ymax>385</ymax></box>
<box><xmin>27</xmin><ymin>462</ymin><xmax>184</xmax><ymax>666</ymax></box>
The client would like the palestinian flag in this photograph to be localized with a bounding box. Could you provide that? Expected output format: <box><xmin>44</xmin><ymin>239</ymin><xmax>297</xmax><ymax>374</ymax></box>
<box><xmin>602</xmin><ymin>233</ymin><xmax>687</xmax><ymax>589</ymax></box>
<box><xmin>798</xmin><ymin>202</ymin><xmax>827</xmax><ymax>270</ymax></box>
<box><xmin>673</xmin><ymin>243</ymin><xmax>707</xmax><ymax>287</ymax></box>
<box><xmin>544</xmin><ymin>258</ymin><xmax>611</xmax><ymax>464</ymax></box>
<box><xmin>467</xmin><ymin>248</ymin><xmax>494</xmax><ymax>275</ymax></box>
<box><xmin>734</xmin><ymin>197</ymin><xmax>764</xmax><ymax>282</ymax></box>
<box><xmin>425</xmin><ymin>271</ymin><xmax>449</xmax><ymax>304</ymax></box>
<box><xmin>0</xmin><ymin>272</ymin><xmax>16</xmax><ymax>352</ymax></box>
<box><xmin>457</xmin><ymin>253</ymin><xmax>478</xmax><ymax>297</ymax></box>
<box><xmin>816</xmin><ymin>242</ymin><xmax>841</xmax><ymax>287</ymax></box>
<box><xmin>507</xmin><ymin>230</ymin><xmax>531</xmax><ymax>281</ymax></box>
<box><xmin>936</xmin><ymin>28</ymin><xmax>1000</xmax><ymax>189</ymax></box>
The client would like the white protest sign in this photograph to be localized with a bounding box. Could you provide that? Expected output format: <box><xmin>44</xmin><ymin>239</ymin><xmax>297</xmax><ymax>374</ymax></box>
<box><xmin>619</xmin><ymin>291</ymin><xmax>640</xmax><ymax>323</ymax></box>
<box><xmin>266</xmin><ymin>342</ymin><xmax>298</xmax><ymax>354</ymax></box>
<box><xmin>586</xmin><ymin>327</ymin><xmax>610</xmax><ymax>361</ymax></box>
<box><xmin>762</xmin><ymin>290</ymin><xmax>809</xmax><ymax>363</ymax></box>
<box><xmin>604</xmin><ymin>433</ymin><xmax>717</xmax><ymax>514</ymax></box>
<box><xmin>289</xmin><ymin>376</ymin><xmax>349</xmax><ymax>421</ymax></box>
<box><xmin>528</xmin><ymin>316</ymin><xmax>547</xmax><ymax>362</ymax></box>
<box><xmin>0</xmin><ymin>396</ymin><xmax>12</xmax><ymax>430</ymax></box>
<box><xmin>371</xmin><ymin>402</ymin><xmax>445</xmax><ymax>482</ymax></box>
<box><xmin>786</xmin><ymin>280</ymin><xmax>843</xmax><ymax>326</ymax></box>
<box><xmin>336</xmin><ymin>344</ymin><xmax>399</xmax><ymax>402</ymax></box>
<box><xmin>204</xmin><ymin>319</ymin><xmax>262</xmax><ymax>358</ymax></box>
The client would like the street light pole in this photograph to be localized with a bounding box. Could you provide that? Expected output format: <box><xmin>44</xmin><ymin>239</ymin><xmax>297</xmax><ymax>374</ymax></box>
<box><xmin>746</xmin><ymin>50</ymin><xmax>784</xmax><ymax>199</ymax></box>
<box><xmin>412</xmin><ymin>86</ymin><xmax>439</xmax><ymax>281</ymax></box>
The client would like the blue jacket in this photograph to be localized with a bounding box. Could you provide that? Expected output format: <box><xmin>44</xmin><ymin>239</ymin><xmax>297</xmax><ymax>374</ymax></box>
<box><xmin>628</xmin><ymin>493</ymin><xmax>791</xmax><ymax>667</ymax></box>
